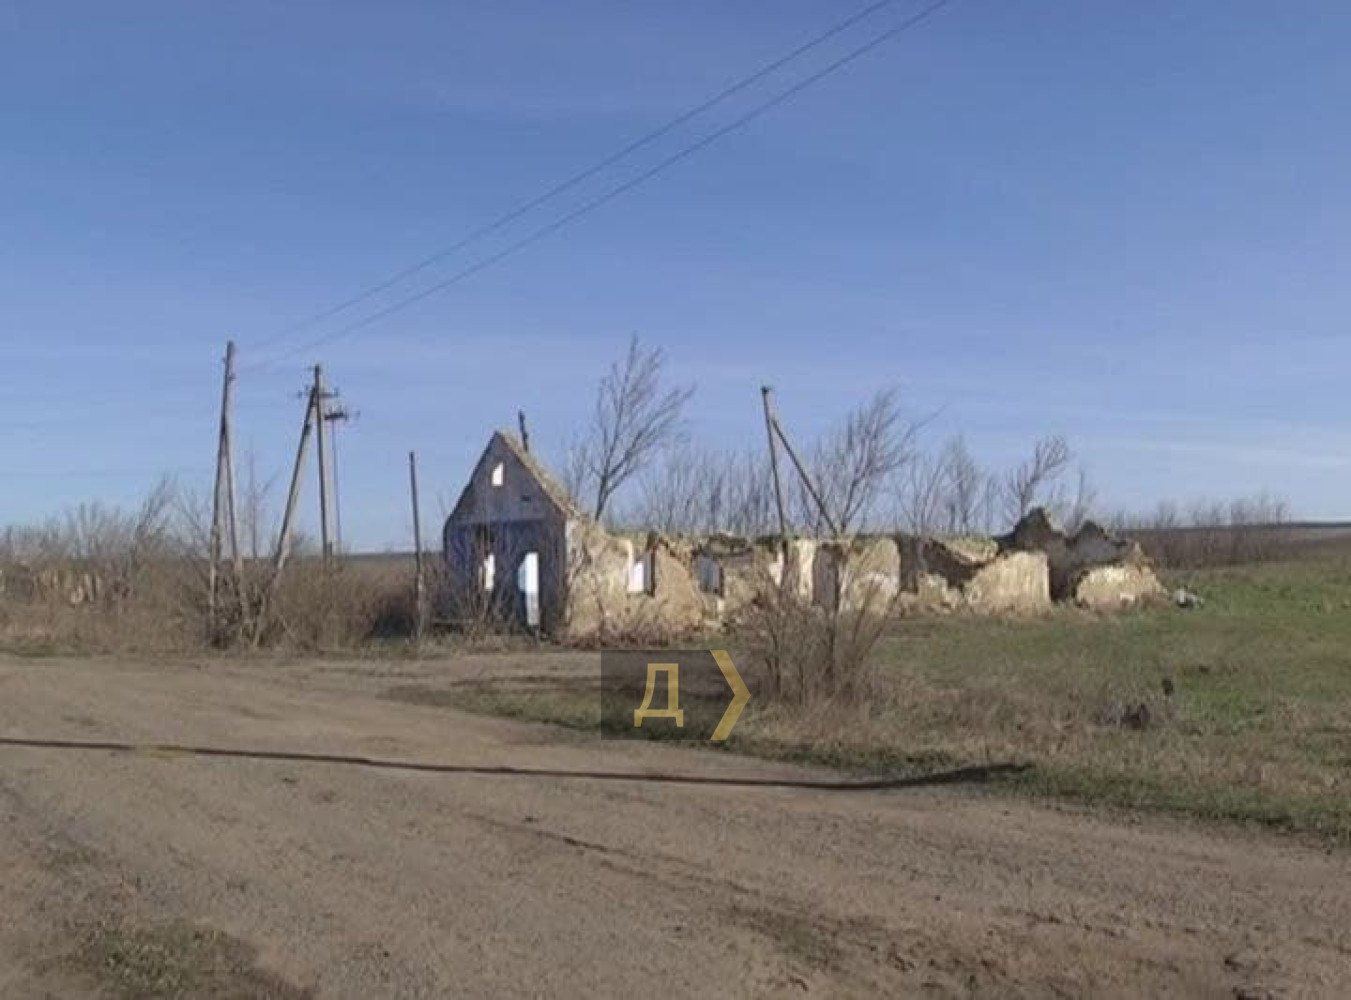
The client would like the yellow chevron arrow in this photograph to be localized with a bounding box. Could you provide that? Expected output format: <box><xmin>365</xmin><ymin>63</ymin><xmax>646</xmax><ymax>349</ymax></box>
<box><xmin>710</xmin><ymin>649</ymin><xmax>749</xmax><ymax>742</ymax></box>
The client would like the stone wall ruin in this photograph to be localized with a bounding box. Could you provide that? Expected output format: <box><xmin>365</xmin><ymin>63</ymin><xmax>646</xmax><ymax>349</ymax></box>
<box><xmin>546</xmin><ymin>508</ymin><xmax>1162</xmax><ymax>641</ymax></box>
<box><xmin>441</xmin><ymin>436</ymin><xmax>1163</xmax><ymax>643</ymax></box>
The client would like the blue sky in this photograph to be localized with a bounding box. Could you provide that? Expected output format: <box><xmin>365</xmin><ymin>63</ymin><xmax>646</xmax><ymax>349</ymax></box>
<box><xmin>3</xmin><ymin>1</ymin><xmax>1350</xmax><ymax>548</ymax></box>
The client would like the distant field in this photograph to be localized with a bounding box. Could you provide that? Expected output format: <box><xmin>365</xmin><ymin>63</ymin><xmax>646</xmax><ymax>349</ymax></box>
<box><xmin>1124</xmin><ymin>520</ymin><xmax>1351</xmax><ymax>568</ymax></box>
<box><xmin>444</xmin><ymin>551</ymin><xmax>1351</xmax><ymax>841</ymax></box>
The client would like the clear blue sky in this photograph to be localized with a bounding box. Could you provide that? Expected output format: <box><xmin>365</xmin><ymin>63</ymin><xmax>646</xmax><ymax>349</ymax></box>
<box><xmin>3</xmin><ymin>1</ymin><xmax>1349</xmax><ymax>548</ymax></box>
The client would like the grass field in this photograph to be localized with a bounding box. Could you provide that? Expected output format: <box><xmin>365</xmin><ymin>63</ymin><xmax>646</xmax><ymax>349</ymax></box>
<box><xmin>444</xmin><ymin>555</ymin><xmax>1351</xmax><ymax>841</ymax></box>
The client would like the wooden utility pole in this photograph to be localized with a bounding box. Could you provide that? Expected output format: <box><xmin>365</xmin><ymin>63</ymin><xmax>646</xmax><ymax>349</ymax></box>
<box><xmin>274</xmin><ymin>386</ymin><xmax>316</xmax><ymax>577</ymax></box>
<box><xmin>312</xmin><ymin>365</ymin><xmax>332</xmax><ymax>566</ymax></box>
<box><xmin>409</xmin><ymin>450</ymin><xmax>427</xmax><ymax>641</ymax></box>
<box><xmin>770</xmin><ymin>409</ymin><xmax>840</xmax><ymax>537</ymax></box>
<box><xmin>760</xmin><ymin>386</ymin><xmax>789</xmax><ymax>552</ymax></box>
<box><xmin>253</xmin><ymin>384</ymin><xmax>317</xmax><ymax>645</ymax></box>
<box><xmin>221</xmin><ymin>347</ymin><xmax>246</xmax><ymax>626</ymax></box>
<box><xmin>208</xmin><ymin>340</ymin><xmax>239</xmax><ymax>632</ymax></box>
<box><xmin>324</xmin><ymin>403</ymin><xmax>351</xmax><ymax>554</ymax></box>
<box><xmin>517</xmin><ymin>410</ymin><xmax>530</xmax><ymax>453</ymax></box>
<box><xmin>311</xmin><ymin>366</ymin><xmax>350</xmax><ymax>564</ymax></box>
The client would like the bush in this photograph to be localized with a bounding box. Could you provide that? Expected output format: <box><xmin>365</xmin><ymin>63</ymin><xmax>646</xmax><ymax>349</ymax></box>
<box><xmin>0</xmin><ymin>481</ymin><xmax>428</xmax><ymax>655</ymax></box>
<box><xmin>738</xmin><ymin>570</ymin><xmax>892</xmax><ymax>706</ymax></box>
<box><xmin>256</xmin><ymin>561</ymin><xmax>413</xmax><ymax>651</ymax></box>
<box><xmin>0</xmin><ymin>480</ymin><xmax>208</xmax><ymax>654</ymax></box>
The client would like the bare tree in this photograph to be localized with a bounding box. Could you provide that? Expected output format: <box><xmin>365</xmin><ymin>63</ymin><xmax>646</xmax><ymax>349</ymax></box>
<box><xmin>633</xmin><ymin>443</ymin><xmax>726</xmax><ymax>534</ymax></box>
<box><xmin>723</xmin><ymin>449</ymin><xmax>778</xmax><ymax>537</ymax></box>
<box><xmin>630</xmin><ymin>446</ymin><xmax>778</xmax><ymax>536</ymax></box>
<box><xmin>241</xmin><ymin>447</ymin><xmax>278</xmax><ymax>562</ymax></box>
<box><xmin>575</xmin><ymin>336</ymin><xmax>694</xmax><ymax>521</ymax></box>
<box><xmin>895</xmin><ymin>434</ymin><xmax>991</xmax><ymax>536</ymax></box>
<box><xmin>1062</xmin><ymin>466</ymin><xmax>1098</xmax><ymax>533</ymax></box>
<box><xmin>1003</xmin><ymin>435</ymin><xmax>1073</xmax><ymax>524</ymax></box>
<box><xmin>800</xmin><ymin>389</ymin><xmax>920</xmax><ymax>534</ymax></box>
<box><xmin>897</xmin><ymin>451</ymin><xmax>945</xmax><ymax>535</ymax></box>
<box><xmin>559</xmin><ymin>432</ymin><xmax>593</xmax><ymax>508</ymax></box>
<box><xmin>1151</xmin><ymin>500</ymin><xmax>1181</xmax><ymax>530</ymax></box>
<box><xmin>940</xmin><ymin>436</ymin><xmax>989</xmax><ymax>535</ymax></box>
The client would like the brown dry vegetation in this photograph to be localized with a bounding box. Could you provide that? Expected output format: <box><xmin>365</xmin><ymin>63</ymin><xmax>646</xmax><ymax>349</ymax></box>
<box><xmin>739</xmin><ymin>572</ymin><xmax>893</xmax><ymax>706</ymax></box>
<box><xmin>0</xmin><ymin>487</ymin><xmax>420</xmax><ymax>657</ymax></box>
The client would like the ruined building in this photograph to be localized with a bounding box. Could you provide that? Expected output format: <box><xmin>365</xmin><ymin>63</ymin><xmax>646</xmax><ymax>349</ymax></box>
<box><xmin>442</xmin><ymin>431</ymin><xmax>1163</xmax><ymax>641</ymax></box>
<box><xmin>442</xmin><ymin>432</ymin><xmax>705</xmax><ymax>641</ymax></box>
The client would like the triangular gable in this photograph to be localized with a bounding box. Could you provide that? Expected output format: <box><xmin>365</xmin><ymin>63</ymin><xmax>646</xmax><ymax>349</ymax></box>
<box><xmin>446</xmin><ymin>431</ymin><xmax>584</xmax><ymax>526</ymax></box>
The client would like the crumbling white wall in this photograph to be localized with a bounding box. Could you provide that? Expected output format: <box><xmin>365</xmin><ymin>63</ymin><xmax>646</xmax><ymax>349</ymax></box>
<box><xmin>999</xmin><ymin>508</ymin><xmax>1161</xmax><ymax>602</ymax></box>
<box><xmin>960</xmin><ymin>550</ymin><xmax>1051</xmax><ymax>614</ymax></box>
<box><xmin>561</xmin><ymin>525</ymin><xmax>704</xmax><ymax>642</ymax></box>
<box><xmin>1072</xmin><ymin>563</ymin><xmax>1164</xmax><ymax>610</ymax></box>
<box><xmin>509</xmin><ymin>509</ymin><xmax>1150</xmax><ymax>641</ymax></box>
<box><xmin>837</xmin><ymin>538</ymin><xmax>901</xmax><ymax>614</ymax></box>
<box><xmin>893</xmin><ymin>536</ymin><xmax>1051</xmax><ymax>615</ymax></box>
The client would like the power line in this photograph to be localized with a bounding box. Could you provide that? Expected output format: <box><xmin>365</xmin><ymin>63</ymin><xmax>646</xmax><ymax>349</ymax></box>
<box><xmin>249</xmin><ymin>0</ymin><xmax>957</xmax><ymax>367</ymax></box>
<box><xmin>245</xmin><ymin>0</ymin><xmax>917</xmax><ymax>359</ymax></box>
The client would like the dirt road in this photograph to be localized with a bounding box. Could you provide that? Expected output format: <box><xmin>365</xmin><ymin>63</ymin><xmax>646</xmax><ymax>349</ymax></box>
<box><xmin>1</xmin><ymin>653</ymin><xmax>1347</xmax><ymax>998</ymax></box>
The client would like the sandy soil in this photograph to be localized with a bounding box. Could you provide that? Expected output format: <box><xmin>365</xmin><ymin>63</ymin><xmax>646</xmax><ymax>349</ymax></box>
<box><xmin>1</xmin><ymin>652</ymin><xmax>1348</xmax><ymax>998</ymax></box>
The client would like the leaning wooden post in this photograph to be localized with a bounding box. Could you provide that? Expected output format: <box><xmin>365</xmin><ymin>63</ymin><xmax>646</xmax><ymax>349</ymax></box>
<box><xmin>761</xmin><ymin>386</ymin><xmax>790</xmax><ymax>557</ymax></box>
<box><xmin>252</xmin><ymin>385</ymin><xmax>317</xmax><ymax>646</ymax></box>
<box><xmin>409</xmin><ymin>450</ymin><xmax>427</xmax><ymax>642</ymax></box>
<box><xmin>772</xmin><ymin>414</ymin><xmax>840</xmax><ymax>537</ymax></box>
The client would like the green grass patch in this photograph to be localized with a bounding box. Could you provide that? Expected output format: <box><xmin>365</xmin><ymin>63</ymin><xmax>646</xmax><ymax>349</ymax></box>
<box><xmin>422</xmin><ymin>556</ymin><xmax>1351</xmax><ymax>842</ymax></box>
<box><xmin>77</xmin><ymin>920</ymin><xmax>310</xmax><ymax>999</ymax></box>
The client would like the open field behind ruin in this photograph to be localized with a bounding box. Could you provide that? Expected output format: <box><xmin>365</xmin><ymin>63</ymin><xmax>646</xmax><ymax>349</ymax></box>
<box><xmin>436</xmin><ymin>551</ymin><xmax>1351</xmax><ymax>841</ymax></box>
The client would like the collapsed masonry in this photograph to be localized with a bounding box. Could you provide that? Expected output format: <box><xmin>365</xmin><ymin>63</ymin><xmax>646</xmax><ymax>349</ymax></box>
<box><xmin>442</xmin><ymin>431</ymin><xmax>1164</xmax><ymax>642</ymax></box>
<box><xmin>995</xmin><ymin>507</ymin><xmax>1164</xmax><ymax>608</ymax></box>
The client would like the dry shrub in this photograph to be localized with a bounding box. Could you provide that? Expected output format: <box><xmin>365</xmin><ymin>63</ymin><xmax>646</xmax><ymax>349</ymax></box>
<box><xmin>0</xmin><ymin>480</ymin><xmax>436</xmax><ymax>655</ymax></box>
<box><xmin>0</xmin><ymin>480</ymin><xmax>209</xmax><ymax>654</ymax></box>
<box><xmin>738</xmin><ymin>568</ymin><xmax>893</xmax><ymax>706</ymax></box>
<box><xmin>260</xmin><ymin>561</ymin><xmax>412</xmax><ymax>651</ymax></box>
<box><xmin>436</xmin><ymin>566</ymin><xmax>518</xmax><ymax>640</ymax></box>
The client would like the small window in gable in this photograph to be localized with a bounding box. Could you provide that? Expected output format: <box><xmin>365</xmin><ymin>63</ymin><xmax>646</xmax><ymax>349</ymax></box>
<box><xmin>490</xmin><ymin>462</ymin><xmax>505</xmax><ymax>487</ymax></box>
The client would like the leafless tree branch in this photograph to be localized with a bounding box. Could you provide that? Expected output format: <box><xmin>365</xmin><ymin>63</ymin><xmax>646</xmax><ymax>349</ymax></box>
<box><xmin>576</xmin><ymin>336</ymin><xmax>694</xmax><ymax>521</ymax></box>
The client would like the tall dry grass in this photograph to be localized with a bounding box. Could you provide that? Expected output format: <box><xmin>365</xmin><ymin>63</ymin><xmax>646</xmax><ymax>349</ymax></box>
<box><xmin>0</xmin><ymin>482</ymin><xmax>424</xmax><ymax>656</ymax></box>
